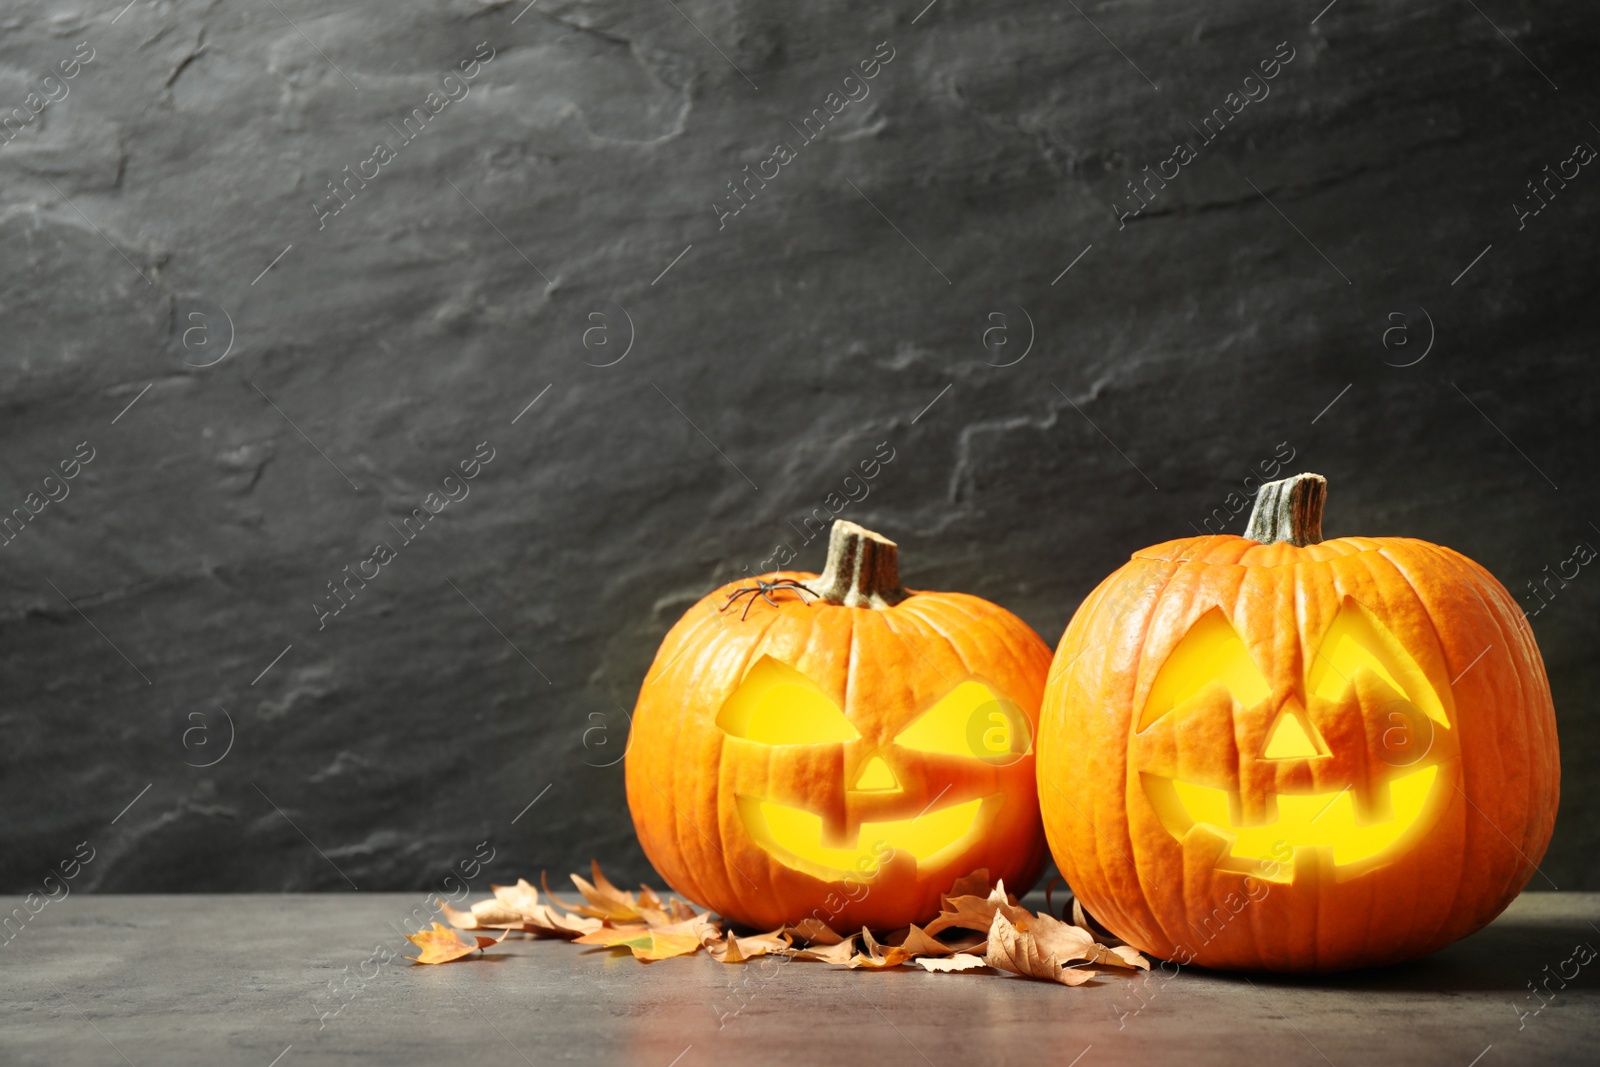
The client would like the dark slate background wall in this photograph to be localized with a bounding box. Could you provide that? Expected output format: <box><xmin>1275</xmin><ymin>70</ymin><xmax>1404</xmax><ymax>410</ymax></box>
<box><xmin>2</xmin><ymin>0</ymin><xmax>1597</xmax><ymax>893</ymax></box>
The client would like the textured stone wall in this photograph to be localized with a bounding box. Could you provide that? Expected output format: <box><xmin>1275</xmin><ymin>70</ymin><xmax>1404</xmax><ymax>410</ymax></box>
<box><xmin>2</xmin><ymin>0</ymin><xmax>1597</xmax><ymax>892</ymax></box>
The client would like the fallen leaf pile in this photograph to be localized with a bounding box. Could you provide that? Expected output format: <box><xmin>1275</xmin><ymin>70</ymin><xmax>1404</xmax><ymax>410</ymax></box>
<box><xmin>416</xmin><ymin>862</ymin><xmax>1148</xmax><ymax>987</ymax></box>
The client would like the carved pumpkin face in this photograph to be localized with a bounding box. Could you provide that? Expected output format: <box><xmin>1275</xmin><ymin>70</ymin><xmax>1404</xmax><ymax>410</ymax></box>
<box><xmin>1135</xmin><ymin>598</ymin><xmax>1459</xmax><ymax>885</ymax></box>
<box><xmin>628</xmin><ymin>524</ymin><xmax>1052</xmax><ymax>932</ymax></box>
<box><xmin>719</xmin><ymin>656</ymin><xmax>1031</xmax><ymax>884</ymax></box>
<box><xmin>1038</xmin><ymin>476</ymin><xmax>1560</xmax><ymax>973</ymax></box>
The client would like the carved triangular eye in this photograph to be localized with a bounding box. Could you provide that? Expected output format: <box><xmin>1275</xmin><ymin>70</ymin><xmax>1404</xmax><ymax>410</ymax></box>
<box><xmin>1305</xmin><ymin>598</ymin><xmax>1449</xmax><ymax>727</ymax></box>
<box><xmin>1138</xmin><ymin>609</ymin><xmax>1271</xmax><ymax>731</ymax></box>
<box><xmin>716</xmin><ymin>656</ymin><xmax>859</xmax><ymax>744</ymax></box>
<box><xmin>896</xmin><ymin>680</ymin><xmax>1030</xmax><ymax>759</ymax></box>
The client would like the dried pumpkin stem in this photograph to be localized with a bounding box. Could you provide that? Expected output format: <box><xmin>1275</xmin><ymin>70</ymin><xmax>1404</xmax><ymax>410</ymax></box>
<box><xmin>803</xmin><ymin>520</ymin><xmax>910</xmax><ymax>608</ymax></box>
<box><xmin>1245</xmin><ymin>472</ymin><xmax>1326</xmax><ymax>547</ymax></box>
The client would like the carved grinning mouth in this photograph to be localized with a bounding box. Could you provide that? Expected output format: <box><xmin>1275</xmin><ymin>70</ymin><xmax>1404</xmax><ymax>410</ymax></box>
<box><xmin>736</xmin><ymin>794</ymin><xmax>1001</xmax><ymax>880</ymax></box>
<box><xmin>1142</xmin><ymin>763</ymin><xmax>1446</xmax><ymax>881</ymax></box>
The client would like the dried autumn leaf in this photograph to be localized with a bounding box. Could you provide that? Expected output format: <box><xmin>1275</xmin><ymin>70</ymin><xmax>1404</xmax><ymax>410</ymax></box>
<box><xmin>522</xmin><ymin>905</ymin><xmax>603</xmax><ymax>939</ymax></box>
<box><xmin>469</xmin><ymin>898</ymin><xmax>527</xmax><ymax>928</ymax></box>
<box><xmin>848</xmin><ymin>927</ymin><xmax>918</xmax><ymax>970</ymax></box>
<box><xmin>569</xmin><ymin>861</ymin><xmax>649</xmax><ymax>922</ymax></box>
<box><xmin>788</xmin><ymin>935</ymin><xmax>858</xmax><ymax>964</ymax></box>
<box><xmin>441</xmin><ymin>885</ymin><xmax>602</xmax><ymax>940</ymax></box>
<box><xmin>1027</xmin><ymin>913</ymin><xmax>1149</xmax><ymax>970</ymax></box>
<box><xmin>708</xmin><ymin>929</ymin><xmax>790</xmax><ymax>964</ymax></box>
<box><xmin>632</xmin><ymin>931</ymin><xmax>703</xmax><ymax>961</ymax></box>
<box><xmin>886</xmin><ymin>924</ymin><xmax>955</xmax><ymax>959</ymax></box>
<box><xmin>984</xmin><ymin>912</ymin><xmax>1095</xmax><ymax>986</ymax></box>
<box><xmin>924</xmin><ymin>879</ymin><xmax>1031</xmax><ymax>937</ymax></box>
<box><xmin>485</xmin><ymin>879</ymin><xmax>602</xmax><ymax>937</ymax></box>
<box><xmin>491</xmin><ymin>879</ymin><xmax>543</xmax><ymax>916</ymax></box>
<box><xmin>782</xmin><ymin>918</ymin><xmax>844</xmax><ymax>945</ymax></box>
<box><xmin>405</xmin><ymin>922</ymin><xmax>503</xmax><ymax>965</ymax></box>
<box><xmin>656</xmin><ymin>897</ymin><xmax>700</xmax><ymax>925</ymax></box>
<box><xmin>945</xmin><ymin>869</ymin><xmax>994</xmax><ymax>899</ymax></box>
<box><xmin>916</xmin><ymin>953</ymin><xmax>990</xmax><ymax>973</ymax></box>
<box><xmin>1070</xmin><ymin>895</ymin><xmax>1123</xmax><ymax>945</ymax></box>
<box><xmin>539</xmin><ymin>870</ymin><xmax>584</xmax><ymax>913</ymax></box>
<box><xmin>575</xmin><ymin>924</ymin><xmax>704</xmax><ymax>962</ymax></box>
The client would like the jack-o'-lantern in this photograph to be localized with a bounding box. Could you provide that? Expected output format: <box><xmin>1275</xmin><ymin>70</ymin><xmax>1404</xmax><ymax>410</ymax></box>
<box><xmin>1038</xmin><ymin>474</ymin><xmax>1559</xmax><ymax>972</ymax></box>
<box><xmin>627</xmin><ymin>520</ymin><xmax>1052</xmax><ymax>931</ymax></box>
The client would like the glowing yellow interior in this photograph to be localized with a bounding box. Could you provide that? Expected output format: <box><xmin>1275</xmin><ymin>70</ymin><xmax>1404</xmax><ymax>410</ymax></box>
<box><xmin>1306</xmin><ymin>600</ymin><xmax>1448</xmax><ymax>726</ymax></box>
<box><xmin>1262</xmin><ymin>709</ymin><xmax>1322</xmax><ymax>759</ymax></box>
<box><xmin>896</xmin><ymin>681</ymin><xmax>1029</xmax><ymax>758</ymax></box>
<box><xmin>740</xmin><ymin>795</ymin><xmax>991</xmax><ymax>874</ymax></box>
<box><xmin>1146</xmin><ymin>764</ymin><xmax>1441</xmax><ymax>875</ymax></box>
<box><xmin>854</xmin><ymin>756</ymin><xmax>898</xmax><ymax>791</ymax></box>
<box><xmin>717</xmin><ymin>657</ymin><xmax>859</xmax><ymax>744</ymax></box>
<box><xmin>1139</xmin><ymin>610</ymin><xmax>1271</xmax><ymax>730</ymax></box>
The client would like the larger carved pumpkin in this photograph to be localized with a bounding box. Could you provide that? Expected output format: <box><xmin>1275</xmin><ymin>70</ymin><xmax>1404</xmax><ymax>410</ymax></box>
<box><xmin>1038</xmin><ymin>474</ymin><xmax>1560</xmax><ymax>972</ymax></box>
<box><xmin>627</xmin><ymin>521</ymin><xmax>1052</xmax><ymax>931</ymax></box>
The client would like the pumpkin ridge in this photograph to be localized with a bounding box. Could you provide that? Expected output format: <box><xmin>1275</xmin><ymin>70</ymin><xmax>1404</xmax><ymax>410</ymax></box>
<box><xmin>895</xmin><ymin>592</ymin><xmax>1036</xmax><ymax>698</ymax></box>
<box><xmin>1110</xmin><ymin>558</ymin><xmax>1190</xmax><ymax>949</ymax></box>
<box><xmin>1423</xmin><ymin>544</ymin><xmax>1554</xmax><ymax>889</ymax></box>
<box><xmin>656</xmin><ymin>608</ymin><xmax>728</xmax><ymax>911</ymax></box>
<box><xmin>1137</xmin><ymin>560</ymin><xmax>1214</xmax><ymax>952</ymax></box>
<box><xmin>676</xmin><ymin>588</ymin><xmax>790</xmax><ymax>914</ymax></box>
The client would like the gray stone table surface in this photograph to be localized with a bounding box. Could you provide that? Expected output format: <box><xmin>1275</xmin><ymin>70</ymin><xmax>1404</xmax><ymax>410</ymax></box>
<box><xmin>4</xmin><ymin>892</ymin><xmax>1599</xmax><ymax>1066</ymax></box>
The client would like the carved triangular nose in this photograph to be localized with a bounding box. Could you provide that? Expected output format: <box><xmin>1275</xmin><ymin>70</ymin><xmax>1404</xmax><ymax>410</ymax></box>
<box><xmin>1262</xmin><ymin>704</ymin><xmax>1324</xmax><ymax>759</ymax></box>
<box><xmin>853</xmin><ymin>756</ymin><xmax>899</xmax><ymax>792</ymax></box>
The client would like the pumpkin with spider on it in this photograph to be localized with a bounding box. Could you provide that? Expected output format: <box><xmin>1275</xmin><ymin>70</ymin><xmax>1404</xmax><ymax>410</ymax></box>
<box><xmin>626</xmin><ymin>520</ymin><xmax>1053</xmax><ymax>931</ymax></box>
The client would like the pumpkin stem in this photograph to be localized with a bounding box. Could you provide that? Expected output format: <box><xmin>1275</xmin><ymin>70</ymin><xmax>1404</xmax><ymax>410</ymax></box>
<box><xmin>1244</xmin><ymin>472</ymin><xmax>1326</xmax><ymax>546</ymax></box>
<box><xmin>804</xmin><ymin>520</ymin><xmax>910</xmax><ymax>608</ymax></box>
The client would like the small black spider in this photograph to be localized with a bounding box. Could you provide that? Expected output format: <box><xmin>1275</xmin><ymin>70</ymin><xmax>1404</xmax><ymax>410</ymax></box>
<box><xmin>719</xmin><ymin>577</ymin><xmax>815</xmax><ymax>621</ymax></box>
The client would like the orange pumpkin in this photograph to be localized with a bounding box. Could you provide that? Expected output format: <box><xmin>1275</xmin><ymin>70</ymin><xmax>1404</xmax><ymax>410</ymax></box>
<box><xmin>627</xmin><ymin>520</ymin><xmax>1052</xmax><ymax>931</ymax></box>
<box><xmin>1038</xmin><ymin>474</ymin><xmax>1559</xmax><ymax>972</ymax></box>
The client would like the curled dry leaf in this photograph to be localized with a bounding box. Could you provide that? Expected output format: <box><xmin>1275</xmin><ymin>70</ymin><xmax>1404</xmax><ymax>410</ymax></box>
<box><xmin>945</xmin><ymin>869</ymin><xmax>994</xmax><ymax>899</ymax></box>
<box><xmin>915</xmin><ymin>953</ymin><xmax>990</xmax><ymax>973</ymax></box>
<box><xmin>984</xmin><ymin>912</ymin><xmax>1095</xmax><ymax>986</ymax></box>
<box><xmin>491</xmin><ymin>879</ymin><xmax>542</xmax><ymax>917</ymax></box>
<box><xmin>787</xmin><ymin>935</ymin><xmax>858</xmax><ymax>964</ymax></box>
<box><xmin>405</xmin><ymin>923</ymin><xmax>504</xmax><ymax>965</ymax></box>
<box><xmin>466</xmin><ymin>898</ymin><xmax>526</xmax><ymax>928</ymax></box>
<box><xmin>707</xmin><ymin>929</ymin><xmax>791</xmax><ymax>964</ymax></box>
<box><xmin>886</xmin><ymin>924</ymin><xmax>954</xmax><ymax>958</ymax></box>
<box><xmin>848</xmin><ymin>927</ymin><xmax>911</xmax><ymax>970</ymax></box>
<box><xmin>782</xmin><ymin>917</ymin><xmax>844</xmax><ymax>945</ymax></box>
<box><xmin>923</xmin><ymin>879</ymin><xmax>1030</xmax><ymax>937</ymax></box>
<box><xmin>438</xmin><ymin>880</ymin><xmax>601</xmax><ymax>940</ymax></box>
<box><xmin>1027</xmin><ymin>912</ymin><xmax>1148</xmax><ymax>970</ymax></box>
<box><xmin>570</xmin><ymin>861</ymin><xmax>654</xmax><ymax>922</ymax></box>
